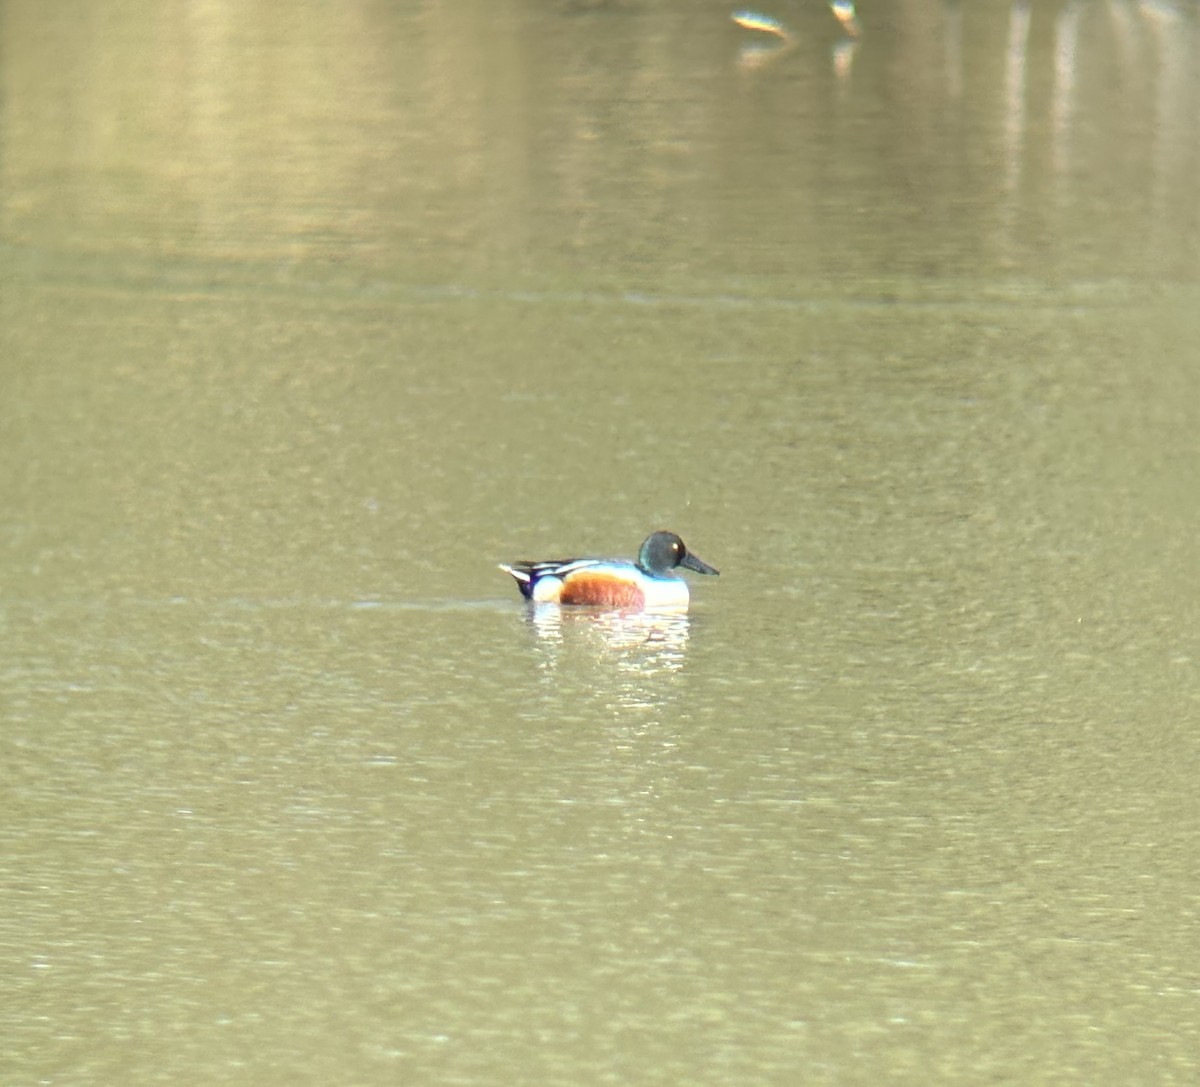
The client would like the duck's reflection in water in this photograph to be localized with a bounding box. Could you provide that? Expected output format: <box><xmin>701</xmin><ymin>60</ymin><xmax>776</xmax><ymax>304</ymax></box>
<box><xmin>523</xmin><ymin>605</ymin><xmax>693</xmax><ymax>714</ymax></box>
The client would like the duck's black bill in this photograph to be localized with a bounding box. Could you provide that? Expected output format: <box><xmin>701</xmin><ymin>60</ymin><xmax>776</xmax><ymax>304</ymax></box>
<box><xmin>681</xmin><ymin>551</ymin><xmax>719</xmax><ymax>576</ymax></box>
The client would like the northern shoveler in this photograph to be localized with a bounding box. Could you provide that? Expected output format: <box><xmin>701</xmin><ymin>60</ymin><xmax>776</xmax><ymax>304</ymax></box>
<box><xmin>499</xmin><ymin>531</ymin><xmax>719</xmax><ymax>610</ymax></box>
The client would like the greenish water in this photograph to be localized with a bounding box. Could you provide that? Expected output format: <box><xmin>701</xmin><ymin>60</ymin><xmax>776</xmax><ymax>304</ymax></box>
<box><xmin>3</xmin><ymin>2</ymin><xmax>1199</xmax><ymax>1084</ymax></box>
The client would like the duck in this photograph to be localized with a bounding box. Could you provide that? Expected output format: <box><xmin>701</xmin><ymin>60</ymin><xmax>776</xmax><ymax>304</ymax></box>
<box><xmin>499</xmin><ymin>531</ymin><xmax>718</xmax><ymax>610</ymax></box>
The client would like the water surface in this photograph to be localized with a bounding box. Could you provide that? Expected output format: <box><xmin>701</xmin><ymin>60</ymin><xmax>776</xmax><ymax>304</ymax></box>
<box><xmin>3</xmin><ymin>2</ymin><xmax>1199</xmax><ymax>1084</ymax></box>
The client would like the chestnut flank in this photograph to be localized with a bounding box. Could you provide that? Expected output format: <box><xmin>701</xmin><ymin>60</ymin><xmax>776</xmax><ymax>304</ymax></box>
<box><xmin>559</xmin><ymin>573</ymin><xmax>646</xmax><ymax>608</ymax></box>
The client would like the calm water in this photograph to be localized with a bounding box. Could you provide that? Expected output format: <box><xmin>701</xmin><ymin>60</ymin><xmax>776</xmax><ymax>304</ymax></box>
<box><xmin>3</xmin><ymin>2</ymin><xmax>1200</xmax><ymax>1084</ymax></box>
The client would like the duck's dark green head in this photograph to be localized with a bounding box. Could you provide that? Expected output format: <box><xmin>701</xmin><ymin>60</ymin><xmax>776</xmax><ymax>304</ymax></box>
<box><xmin>637</xmin><ymin>531</ymin><xmax>719</xmax><ymax>578</ymax></box>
